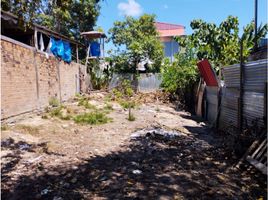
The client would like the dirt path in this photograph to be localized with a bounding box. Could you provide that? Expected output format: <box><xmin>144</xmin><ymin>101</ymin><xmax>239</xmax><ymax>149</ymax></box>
<box><xmin>1</xmin><ymin>92</ymin><xmax>266</xmax><ymax>199</ymax></box>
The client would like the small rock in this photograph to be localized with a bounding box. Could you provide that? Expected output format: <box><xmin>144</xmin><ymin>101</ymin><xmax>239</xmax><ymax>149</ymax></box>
<box><xmin>53</xmin><ymin>196</ymin><xmax>63</xmax><ymax>200</ymax></box>
<box><xmin>41</xmin><ymin>188</ymin><xmax>49</xmax><ymax>195</ymax></box>
<box><xmin>131</xmin><ymin>161</ymin><xmax>139</xmax><ymax>166</ymax></box>
<box><xmin>100</xmin><ymin>176</ymin><xmax>108</xmax><ymax>181</ymax></box>
<box><xmin>63</xmin><ymin>182</ymin><xmax>70</xmax><ymax>188</ymax></box>
<box><xmin>62</xmin><ymin>124</ymin><xmax>69</xmax><ymax>129</ymax></box>
<box><xmin>71</xmin><ymin>178</ymin><xmax>77</xmax><ymax>183</ymax></box>
<box><xmin>72</xmin><ymin>166</ymin><xmax>78</xmax><ymax>170</ymax></box>
<box><xmin>132</xmin><ymin>169</ymin><xmax>142</xmax><ymax>175</ymax></box>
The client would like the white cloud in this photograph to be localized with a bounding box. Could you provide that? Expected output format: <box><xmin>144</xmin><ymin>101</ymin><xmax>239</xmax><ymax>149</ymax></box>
<box><xmin>118</xmin><ymin>0</ymin><xmax>143</xmax><ymax>17</ymax></box>
<box><xmin>163</xmin><ymin>4</ymin><xmax>168</xmax><ymax>9</ymax></box>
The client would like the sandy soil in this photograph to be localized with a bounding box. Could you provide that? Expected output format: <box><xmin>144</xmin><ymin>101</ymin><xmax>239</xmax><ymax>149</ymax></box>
<box><xmin>1</xmin><ymin>92</ymin><xmax>266</xmax><ymax>200</ymax></box>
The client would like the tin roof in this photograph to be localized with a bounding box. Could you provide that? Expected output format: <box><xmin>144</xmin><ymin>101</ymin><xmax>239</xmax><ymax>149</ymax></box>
<box><xmin>81</xmin><ymin>31</ymin><xmax>106</xmax><ymax>39</ymax></box>
<box><xmin>1</xmin><ymin>10</ymin><xmax>83</xmax><ymax>46</ymax></box>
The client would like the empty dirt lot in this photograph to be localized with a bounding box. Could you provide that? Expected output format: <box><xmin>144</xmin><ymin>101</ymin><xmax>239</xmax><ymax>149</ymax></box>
<box><xmin>1</xmin><ymin>92</ymin><xmax>267</xmax><ymax>199</ymax></box>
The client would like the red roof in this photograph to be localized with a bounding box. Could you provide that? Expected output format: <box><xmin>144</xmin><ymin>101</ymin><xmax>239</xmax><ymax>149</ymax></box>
<box><xmin>155</xmin><ymin>22</ymin><xmax>184</xmax><ymax>30</ymax></box>
<box><xmin>155</xmin><ymin>22</ymin><xmax>185</xmax><ymax>37</ymax></box>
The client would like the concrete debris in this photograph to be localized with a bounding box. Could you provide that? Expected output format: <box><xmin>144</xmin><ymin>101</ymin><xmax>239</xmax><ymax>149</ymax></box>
<box><xmin>19</xmin><ymin>143</ymin><xmax>31</xmax><ymax>150</ymax></box>
<box><xmin>130</xmin><ymin>128</ymin><xmax>182</xmax><ymax>141</ymax></box>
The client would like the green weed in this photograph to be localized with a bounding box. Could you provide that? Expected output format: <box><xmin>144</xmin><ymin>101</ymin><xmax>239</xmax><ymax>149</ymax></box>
<box><xmin>78</xmin><ymin>97</ymin><xmax>96</xmax><ymax>109</ymax></box>
<box><xmin>15</xmin><ymin>124</ymin><xmax>39</xmax><ymax>135</ymax></box>
<box><xmin>74</xmin><ymin>111</ymin><xmax>111</xmax><ymax>125</ymax></box>
<box><xmin>120</xmin><ymin>100</ymin><xmax>136</xmax><ymax>109</ymax></box>
<box><xmin>1</xmin><ymin>124</ymin><xmax>9</xmax><ymax>131</ymax></box>
<box><xmin>104</xmin><ymin>103</ymin><xmax>113</xmax><ymax>110</ymax></box>
<box><xmin>49</xmin><ymin>97</ymin><xmax>60</xmax><ymax>107</ymax></box>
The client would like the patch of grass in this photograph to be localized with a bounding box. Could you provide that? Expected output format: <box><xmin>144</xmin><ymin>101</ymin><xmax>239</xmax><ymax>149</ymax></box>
<box><xmin>104</xmin><ymin>94</ymin><xmax>112</xmax><ymax>102</ymax></box>
<box><xmin>112</xmin><ymin>88</ymin><xmax>123</xmax><ymax>100</ymax></box>
<box><xmin>78</xmin><ymin>97</ymin><xmax>96</xmax><ymax>109</ymax></box>
<box><xmin>120</xmin><ymin>100</ymin><xmax>136</xmax><ymax>109</ymax></box>
<box><xmin>15</xmin><ymin>124</ymin><xmax>39</xmax><ymax>135</ymax></box>
<box><xmin>60</xmin><ymin>115</ymin><xmax>71</xmax><ymax>120</ymax></box>
<box><xmin>49</xmin><ymin>106</ymin><xmax>63</xmax><ymax>117</ymax></box>
<box><xmin>1</xmin><ymin>124</ymin><xmax>9</xmax><ymax>131</ymax></box>
<box><xmin>41</xmin><ymin>114</ymin><xmax>49</xmax><ymax>119</ymax></box>
<box><xmin>74</xmin><ymin>111</ymin><xmax>111</xmax><ymax>125</ymax></box>
<box><xmin>49</xmin><ymin>97</ymin><xmax>60</xmax><ymax>107</ymax></box>
<box><xmin>75</xmin><ymin>93</ymin><xmax>82</xmax><ymax>98</ymax></box>
<box><xmin>47</xmin><ymin>105</ymin><xmax>72</xmax><ymax>120</ymax></box>
<box><xmin>104</xmin><ymin>103</ymin><xmax>113</xmax><ymax>111</ymax></box>
<box><xmin>156</xmin><ymin>107</ymin><xmax>160</xmax><ymax>112</ymax></box>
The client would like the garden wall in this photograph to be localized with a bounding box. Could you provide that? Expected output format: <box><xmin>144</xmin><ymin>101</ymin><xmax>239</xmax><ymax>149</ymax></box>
<box><xmin>1</xmin><ymin>36</ymin><xmax>84</xmax><ymax>119</ymax></box>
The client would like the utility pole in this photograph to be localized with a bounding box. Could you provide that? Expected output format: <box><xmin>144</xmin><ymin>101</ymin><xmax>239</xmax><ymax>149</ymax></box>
<box><xmin>254</xmin><ymin>0</ymin><xmax>258</xmax><ymax>50</ymax></box>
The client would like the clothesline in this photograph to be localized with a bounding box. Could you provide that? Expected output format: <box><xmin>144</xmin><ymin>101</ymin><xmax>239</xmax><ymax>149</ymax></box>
<box><xmin>37</xmin><ymin>33</ymin><xmax>72</xmax><ymax>63</ymax></box>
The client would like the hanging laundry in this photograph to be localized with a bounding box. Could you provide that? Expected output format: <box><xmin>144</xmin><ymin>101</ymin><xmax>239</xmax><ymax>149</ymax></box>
<box><xmin>39</xmin><ymin>33</ymin><xmax>45</xmax><ymax>51</ymax></box>
<box><xmin>50</xmin><ymin>38</ymin><xmax>58</xmax><ymax>56</ymax></box>
<box><xmin>62</xmin><ymin>41</ymin><xmax>71</xmax><ymax>63</ymax></box>
<box><xmin>50</xmin><ymin>37</ymin><xmax>72</xmax><ymax>63</ymax></box>
<box><xmin>45</xmin><ymin>38</ymin><xmax>52</xmax><ymax>54</ymax></box>
<box><xmin>56</xmin><ymin>40</ymin><xmax>65</xmax><ymax>58</ymax></box>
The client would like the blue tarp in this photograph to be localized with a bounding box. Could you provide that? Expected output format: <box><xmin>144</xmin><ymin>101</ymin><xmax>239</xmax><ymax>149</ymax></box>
<box><xmin>50</xmin><ymin>38</ymin><xmax>72</xmax><ymax>63</ymax></box>
<box><xmin>90</xmin><ymin>42</ymin><xmax>100</xmax><ymax>57</ymax></box>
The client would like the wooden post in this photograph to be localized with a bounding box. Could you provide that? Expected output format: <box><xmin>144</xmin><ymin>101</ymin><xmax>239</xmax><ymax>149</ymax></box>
<box><xmin>102</xmin><ymin>38</ymin><xmax>105</xmax><ymax>58</ymax></box>
<box><xmin>85</xmin><ymin>45</ymin><xmax>90</xmax><ymax>71</ymax></box>
<box><xmin>34</xmin><ymin>27</ymin><xmax>38</xmax><ymax>49</ymax></box>
<box><xmin>76</xmin><ymin>44</ymin><xmax>79</xmax><ymax>63</ymax></box>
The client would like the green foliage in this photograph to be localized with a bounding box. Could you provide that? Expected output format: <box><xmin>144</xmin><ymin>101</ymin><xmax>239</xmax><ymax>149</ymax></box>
<box><xmin>74</xmin><ymin>111</ymin><xmax>110</xmax><ymax>125</ymax></box>
<box><xmin>88</xmin><ymin>59</ymin><xmax>111</xmax><ymax>90</ymax></box>
<box><xmin>112</xmin><ymin>89</ymin><xmax>123</xmax><ymax>100</ymax></box>
<box><xmin>49</xmin><ymin>106</ymin><xmax>63</xmax><ymax>117</ymax></box>
<box><xmin>119</xmin><ymin>100</ymin><xmax>136</xmax><ymax>109</ymax></box>
<box><xmin>112</xmin><ymin>80</ymin><xmax>134</xmax><ymax>100</ymax></box>
<box><xmin>78</xmin><ymin>96</ymin><xmax>96</xmax><ymax>110</ymax></box>
<box><xmin>176</xmin><ymin>16</ymin><xmax>268</xmax><ymax>69</ymax></box>
<box><xmin>161</xmin><ymin>49</ymin><xmax>198</xmax><ymax>94</ymax></box>
<box><xmin>46</xmin><ymin>104</ymin><xmax>72</xmax><ymax>120</ymax></box>
<box><xmin>108</xmin><ymin>14</ymin><xmax>164</xmax><ymax>73</ymax></box>
<box><xmin>49</xmin><ymin>97</ymin><xmax>60</xmax><ymax>107</ymax></box>
<box><xmin>1</xmin><ymin>124</ymin><xmax>9</xmax><ymax>131</ymax></box>
<box><xmin>2</xmin><ymin>0</ymin><xmax>102</xmax><ymax>41</ymax></box>
<box><xmin>104</xmin><ymin>103</ymin><xmax>113</xmax><ymax>111</ymax></box>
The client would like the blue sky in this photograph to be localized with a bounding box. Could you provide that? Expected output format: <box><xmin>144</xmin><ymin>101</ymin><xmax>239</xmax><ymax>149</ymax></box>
<box><xmin>97</xmin><ymin>0</ymin><xmax>267</xmax><ymax>51</ymax></box>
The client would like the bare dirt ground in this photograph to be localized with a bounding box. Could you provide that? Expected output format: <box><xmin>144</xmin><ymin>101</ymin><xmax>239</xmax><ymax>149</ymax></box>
<box><xmin>1</xmin><ymin>92</ymin><xmax>267</xmax><ymax>200</ymax></box>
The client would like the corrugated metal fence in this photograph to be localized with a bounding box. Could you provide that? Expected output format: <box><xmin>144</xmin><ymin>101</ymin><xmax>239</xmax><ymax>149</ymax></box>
<box><xmin>205</xmin><ymin>59</ymin><xmax>267</xmax><ymax>130</ymax></box>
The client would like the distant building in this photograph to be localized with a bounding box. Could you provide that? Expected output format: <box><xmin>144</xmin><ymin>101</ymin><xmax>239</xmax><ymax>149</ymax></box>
<box><xmin>155</xmin><ymin>22</ymin><xmax>185</xmax><ymax>62</ymax></box>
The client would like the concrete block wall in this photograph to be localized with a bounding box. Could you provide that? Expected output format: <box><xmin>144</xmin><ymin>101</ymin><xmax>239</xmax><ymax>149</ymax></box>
<box><xmin>1</xmin><ymin>36</ymin><xmax>82</xmax><ymax>119</ymax></box>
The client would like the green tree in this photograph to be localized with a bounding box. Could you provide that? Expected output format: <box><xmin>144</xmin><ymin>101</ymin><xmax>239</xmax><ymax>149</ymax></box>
<box><xmin>108</xmin><ymin>14</ymin><xmax>164</xmax><ymax>73</ymax></box>
<box><xmin>1</xmin><ymin>0</ymin><xmax>102</xmax><ymax>41</ymax></box>
<box><xmin>176</xmin><ymin>16</ymin><xmax>268</xmax><ymax>71</ymax></box>
<box><xmin>161</xmin><ymin>47</ymin><xmax>198</xmax><ymax>94</ymax></box>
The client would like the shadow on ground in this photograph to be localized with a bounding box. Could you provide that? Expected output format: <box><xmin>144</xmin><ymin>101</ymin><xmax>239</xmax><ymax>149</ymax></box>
<box><xmin>1</xmin><ymin>129</ymin><xmax>267</xmax><ymax>200</ymax></box>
